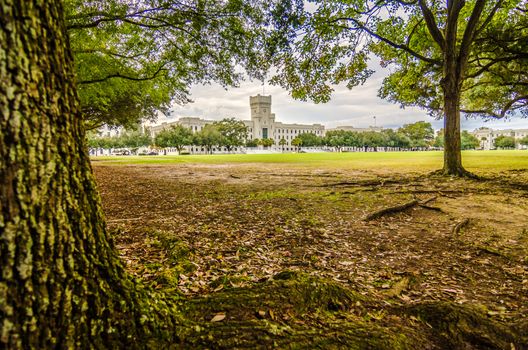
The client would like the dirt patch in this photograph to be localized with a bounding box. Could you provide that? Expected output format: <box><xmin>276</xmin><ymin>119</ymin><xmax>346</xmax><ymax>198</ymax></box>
<box><xmin>94</xmin><ymin>163</ymin><xmax>528</xmax><ymax>327</ymax></box>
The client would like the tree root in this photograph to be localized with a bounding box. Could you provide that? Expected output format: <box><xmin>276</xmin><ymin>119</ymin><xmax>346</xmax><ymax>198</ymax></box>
<box><xmin>364</xmin><ymin>200</ymin><xmax>420</xmax><ymax>221</ymax></box>
<box><xmin>364</xmin><ymin>196</ymin><xmax>438</xmax><ymax>221</ymax></box>
<box><xmin>476</xmin><ymin>245</ymin><xmax>514</xmax><ymax>261</ymax></box>
<box><xmin>176</xmin><ymin>272</ymin><xmax>527</xmax><ymax>349</ymax></box>
<box><xmin>406</xmin><ymin>302</ymin><xmax>523</xmax><ymax>350</ymax></box>
<box><xmin>429</xmin><ymin>168</ymin><xmax>481</xmax><ymax>180</ymax></box>
<box><xmin>320</xmin><ymin>178</ymin><xmax>410</xmax><ymax>188</ymax></box>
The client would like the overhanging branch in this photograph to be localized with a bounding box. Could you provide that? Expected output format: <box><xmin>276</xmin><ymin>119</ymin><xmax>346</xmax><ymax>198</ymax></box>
<box><xmin>461</xmin><ymin>95</ymin><xmax>528</xmax><ymax>118</ymax></box>
<box><xmin>335</xmin><ymin>17</ymin><xmax>442</xmax><ymax>66</ymax></box>
<box><xmin>78</xmin><ymin>63</ymin><xmax>169</xmax><ymax>85</ymax></box>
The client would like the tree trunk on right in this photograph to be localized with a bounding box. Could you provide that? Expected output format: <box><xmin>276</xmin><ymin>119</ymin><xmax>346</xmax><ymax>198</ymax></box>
<box><xmin>441</xmin><ymin>42</ymin><xmax>469</xmax><ymax>177</ymax></box>
<box><xmin>443</xmin><ymin>93</ymin><xmax>467</xmax><ymax>176</ymax></box>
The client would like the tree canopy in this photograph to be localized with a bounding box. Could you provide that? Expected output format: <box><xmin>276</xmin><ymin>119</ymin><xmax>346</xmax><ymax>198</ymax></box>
<box><xmin>259</xmin><ymin>138</ymin><xmax>275</xmax><ymax>147</ymax></box>
<box><xmin>433</xmin><ymin>129</ymin><xmax>481</xmax><ymax>150</ymax></box>
<box><xmin>213</xmin><ymin>118</ymin><xmax>249</xmax><ymax>151</ymax></box>
<box><xmin>154</xmin><ymin>125</ymin><xmax>194</xmax><ymax>152</ymax></box>
<box><xmin>398</xmin><ymin>121</ymin><xmax>435</xmax><ymax>148</ymax></box>
<box><xmin>291</xmin><ymin>137</ymin><xmax>302</xmax><ymax>150</ymax></box>
<box><xmin>460</xmin><ymin>131</ymin><xmax>481</xmax><ymax>150</ymax></box>
<box><xmin>297</xmin><ymin>132</ymin><xmax>322</xmax><ymax>147</ymax></box>
<box><xmin>494</xmin><ymin>135</ymin><xmax>517</xmax><ymax>149</ymax></box>
<box><xmin>194</xmin><ymin>124</ymin><xmax>224</xmax><ymax>153</ymax></box>
<box><xmin>65</xmin><ymin>0</ymin><xmax>269</xmax><ymax>129</ymax></box>
<box><xmin>269</xmin><ymin>0</ymin><xmax>528</xmax><ymax>175</ymax></box>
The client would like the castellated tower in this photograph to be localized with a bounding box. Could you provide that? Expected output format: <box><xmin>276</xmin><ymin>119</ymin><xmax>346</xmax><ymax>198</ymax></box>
<box><xmin>250</xmin><ymin>94</ymin><xmax>275</xmax><ymax>139</ymax></box>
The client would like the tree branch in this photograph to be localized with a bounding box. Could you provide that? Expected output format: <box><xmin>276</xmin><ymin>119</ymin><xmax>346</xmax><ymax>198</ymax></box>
<box><xmin>475</xmin><ymin>0</ymin><xmax>504</xmax><ymax>36</ymax></box>
<box><xmin>73</xmin><ymin>49</ymin><xmax>148</xmax><ymax>60</ymax></box>
<box><xmin>465</xmin><ymin>55</ymin><xmax>525</xmax><ymax>79</ymax></box>
<box><xmin>418</xmin><ymin>0</ymin><xmax>445</xmax><ymax>50</ymax></box>
<box><xmin>406</xmin><ymin>18</ymin><xmax>424</xmax><ymax>47</ymax></box>
<box><xmin>78</xmin><ymin>63</ymin><xmax>169</xmax><ymax>85</ymax></box>
<box><xmin>335</xmin><ymin>17</ymin><xmax>442</xmax><ymax>66</ymax></box>
<box><xmin>461</xmin><ymin>95</ymin><xmax>528</xmax><ymax>118</ymax></box>
<box><xmin>458</xmin><ymin>0</ymin><xmax>487</xmax><ymax>71</ymax></box>
<box><xmin>500</xmin><ymin>95</ymin><xmax>528</xmax><ymax>117</ymax></box>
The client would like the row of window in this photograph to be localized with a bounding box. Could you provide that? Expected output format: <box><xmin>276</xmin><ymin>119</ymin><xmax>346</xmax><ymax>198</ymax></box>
<box><xmin>184</xmin><ymin>124</ymin><xmax>323</xmax><ymax>136</ymax></box>
<box><xmin>276</xmin><ymin>129</ymin><xmax>322</xmax><ymax>135</ymax></box>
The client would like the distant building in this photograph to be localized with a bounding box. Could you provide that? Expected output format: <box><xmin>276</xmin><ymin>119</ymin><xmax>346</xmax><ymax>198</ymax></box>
<box><xmin>151</xmin><ymin>95</ymin><xmax>326</xmax><ymax>151</ymax></box>
<box><xmin>471</xmin><ymin>127</ymin><xmax>528</xmax><ymax>150</ymax></box>
<box><xmin>150</xmin><ymin>94</ymin><xmax>387</xmax><ymax>152</ymax></box>
<box><xmin>327</xmin><ymin>125</ymin><xmax>383</xmax><ymax>133</ymax></box>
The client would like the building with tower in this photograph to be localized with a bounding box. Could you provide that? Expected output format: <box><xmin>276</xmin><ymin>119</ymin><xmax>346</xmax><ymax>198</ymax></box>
<box><xmin>150</xmin><ymin>94</ymin><xmax>325</xmax><ymax>152</ymax></box>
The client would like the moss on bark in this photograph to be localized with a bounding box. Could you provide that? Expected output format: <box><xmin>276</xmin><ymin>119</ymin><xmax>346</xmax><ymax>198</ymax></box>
<box><xmin>175</xmin><ymin>272</ymin><xmax>526</xmax><ymax>349</ymax></box>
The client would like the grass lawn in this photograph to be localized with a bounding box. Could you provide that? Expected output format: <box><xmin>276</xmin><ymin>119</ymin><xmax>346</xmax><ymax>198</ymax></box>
<box><xmin>92</xmin><ymin>150</ymin><xmax>528</xmax><ymax>173</ymax></box>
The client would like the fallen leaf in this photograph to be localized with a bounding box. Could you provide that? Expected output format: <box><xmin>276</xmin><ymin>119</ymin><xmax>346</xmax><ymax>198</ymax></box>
<box><xmin>210</xmin><ymin>313</ymin><xmax>226</xmax><ymax>322</ymax></box>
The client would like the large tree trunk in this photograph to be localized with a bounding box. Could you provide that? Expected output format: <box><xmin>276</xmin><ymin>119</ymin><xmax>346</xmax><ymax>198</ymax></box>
<box><xmin>441</xmin><ymin>43</ymin><xmax>468</xmax><ymax>176</ymax></box>
<box><xmin>0</xmin><ymin>2</ymin><xmax>177</xmax><ymax>348</ymax></box>
<box><xmin>442</xmin><ymin>92</ymin><xmax>466</xmax><ymax>176</ymax></box>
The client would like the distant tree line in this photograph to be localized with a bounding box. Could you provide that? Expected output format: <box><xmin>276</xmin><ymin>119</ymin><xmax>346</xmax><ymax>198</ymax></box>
<box><xmin>87</xmin><ymin>118</ymin><xmax>251</xmax><ymax>154</ymax></box>
<box><xmin>432</xmin><ymin>130</ymin><xmax>480</xmax><ymax>150</ymax></box>
<box><xmin>290</xmin><ymin>121</ymin><xmax>437</xmax><ymax>150</ymax></box>
<box><xmin>494</xmin><ymin>135</ymin><xmax>528</xmax><ymax>149</ymax></box>
<box><xmin>88</xmin><ymin>120</ymin><xmax>516</xmax><ymax>154</ymax></box>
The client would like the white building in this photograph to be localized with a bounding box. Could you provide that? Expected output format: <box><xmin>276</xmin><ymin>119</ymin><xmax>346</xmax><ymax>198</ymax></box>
<box><xmin>327</xmin><ymin>125</ymin><xmax>383</xmax><ymax>133</ymax></box>
<box><xmin>471</xmin><ymin>127</ymin><xmax>528</xmax><ymax>150</ymax></box>
<box><xmin>151</xmin><ymin>94</ymin><xmax>326</xmax><ymax>152</ymax></box>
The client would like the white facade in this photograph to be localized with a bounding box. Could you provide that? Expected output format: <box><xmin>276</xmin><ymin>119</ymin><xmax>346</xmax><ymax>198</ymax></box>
<box><xmin>327</xmin><ymin>125</ymin><xmax>383</xmax><ymax>133</ymax></box>
<box><xmin>471</xmin><ymin>127</ymin><xmax>528</xmax><ymax>150</ymax></box>
<box><xmin>150</xmin><ymin>94</ymin><xmax>326</xmax><ymax>152</ymax></box>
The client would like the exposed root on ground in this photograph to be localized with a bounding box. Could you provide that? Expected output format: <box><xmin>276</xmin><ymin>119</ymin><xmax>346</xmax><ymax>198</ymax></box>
<box><xmin>178</xmin><ymin>272</ymin><xmax>526</xmax><ymax>349</ymax></box>
<box><xmin>320</xmin><ymin>178</ymin><xmax>414</xmax><ymax>188</ymax></box>
<box><xmin>429</xmin><ymin>168</ymin><xmax>481</xmax><ymax>179</ymax></box>
<box><xmin>364</xmin><ymin>196</ymin><xmax>438</xmax><ymax>221</ymax></box>
<box><xmin>364</xmin><ymin>200</ymin><xmax>420</xmax><ymax>221</ymax></box>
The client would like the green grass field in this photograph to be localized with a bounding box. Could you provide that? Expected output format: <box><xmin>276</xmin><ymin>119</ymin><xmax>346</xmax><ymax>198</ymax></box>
<box><xmin>91</xmin><ymin>150</ymin><xmax>528</xmax><ymax>172</ymax></box>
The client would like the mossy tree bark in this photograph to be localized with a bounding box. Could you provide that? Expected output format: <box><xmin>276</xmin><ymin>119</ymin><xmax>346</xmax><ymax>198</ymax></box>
<box><xmin>0</xmin><ymin>1</ymin><xmax>178</xmax><ymax>348</ymax></box>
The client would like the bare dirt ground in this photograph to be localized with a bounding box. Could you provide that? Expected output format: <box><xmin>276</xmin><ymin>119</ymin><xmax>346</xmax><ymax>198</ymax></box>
<box><xmin>93</xmin><ymin>163</ymin><xmax>528</xmax><ymax>327</ymax></box>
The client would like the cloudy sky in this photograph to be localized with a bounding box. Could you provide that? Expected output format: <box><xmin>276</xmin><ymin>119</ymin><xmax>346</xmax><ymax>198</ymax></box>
<box><xmin>159</xmin><ymin>65</ymin><xmax>528</xmax><ymax>132</ymax></box>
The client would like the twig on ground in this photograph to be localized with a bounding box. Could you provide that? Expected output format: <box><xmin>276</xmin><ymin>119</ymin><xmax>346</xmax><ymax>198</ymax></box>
<box><xmin>107</xmin><ymin>217</ymin><xmax>144</xmax><ymax>223</ymax></box>
<box><xmin>438</xmin><ymin>191</ymin><xmax>459</xmax><ymax>199</ymax></box>
<box><xmin>320</xmin><ymin>179</ymin><xmax>403</xmax><ymax>188</ymax></box>
<box><xmin>476</xmin><ymin>245</ymin><xmax>512</xmax><ymax>260</ymax></box>
<box><xmin>451</xmin><ymin>218</ymin><xmax>470</xmax><ymax>235</ymax></box>
<box><xmin>389</xmin><ymin>190</ymin><xmax>464</xmax><ymax>196</ymax></box>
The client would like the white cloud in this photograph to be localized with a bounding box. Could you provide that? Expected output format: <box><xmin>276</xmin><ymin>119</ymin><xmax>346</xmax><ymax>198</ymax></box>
<box><xmin>158</xmin><ymin>66</ymin><xmax>528</xmax><ymax>132</ymax></box>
